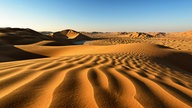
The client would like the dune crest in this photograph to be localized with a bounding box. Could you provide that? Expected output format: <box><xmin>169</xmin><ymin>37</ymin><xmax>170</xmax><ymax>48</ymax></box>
<box><xmin>52</xmin><ymin>29</ymin><xmax>92</xmax><ymax>41</ymax></box>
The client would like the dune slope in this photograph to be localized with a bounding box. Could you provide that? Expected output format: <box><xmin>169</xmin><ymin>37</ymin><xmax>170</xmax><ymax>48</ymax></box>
<box><xmin>0</xmin><ymin>43</ymin><xmax>192</xmax><ymax>108</ymax></box>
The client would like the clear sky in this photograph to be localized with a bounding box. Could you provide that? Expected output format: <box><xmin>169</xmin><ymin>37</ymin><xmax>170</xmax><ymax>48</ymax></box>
<box><xmin>0</xmin><ymin>0</ymin><xmax>192</xmax><ymax>32</ymax></box>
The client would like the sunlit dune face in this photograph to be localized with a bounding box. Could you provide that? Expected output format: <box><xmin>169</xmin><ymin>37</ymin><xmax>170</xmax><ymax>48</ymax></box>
<box><xmin>0</xmin><ymin>28</ymin><xmax>192</xmax><ymax>107</ymax></box>
<box><xmin>0</xmin><ymin>0</ymin><xmax>192</xmax><ymax>107</ymax></box>
<box><xmin>0</xmin><ymin>42</ymin><xmax>192</xmax><ymax>107</ymax></box>
<box><xmin>65</xmin><ymin>30</ymin><xmax>79</xmax><ymax>39</ymax></box>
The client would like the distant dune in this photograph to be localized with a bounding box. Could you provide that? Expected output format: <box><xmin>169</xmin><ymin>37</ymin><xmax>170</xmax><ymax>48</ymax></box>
<box><xmin>52</xmin><ymin>29</ymin><xmax>92</xmax><ymax>41</ymax></box>
<box><xmin>0</xmin><ymin>28</ymin><xmax>192</xmax><ymax>108</ymax></box>
<box><xmin>167</xmin><ymin>30</ymin><xmax>192</xmax><ymax>39</ymax></box>
<box><xmin>0</xmin><ymin>28</ymin><xmax>94</xmax><ymax>46</ymax></box>
<box><xmin>0</xmin><ymin>28</ymin><xmax>50</xmax><ymax>45</ymax></box>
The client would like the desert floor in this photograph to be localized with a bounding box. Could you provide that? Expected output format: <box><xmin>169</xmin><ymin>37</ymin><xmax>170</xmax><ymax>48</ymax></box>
<box><xmin>0</xmin><ymin>32</ymin><xmax>192</xmax><ymax>108</ymax></box>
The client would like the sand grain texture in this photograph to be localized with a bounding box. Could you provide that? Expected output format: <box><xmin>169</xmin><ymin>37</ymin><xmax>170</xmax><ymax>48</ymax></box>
<box><xmin>0</xmin><ymin>42</ymin><xmax>192</xmax><ymax>108</ymax></box>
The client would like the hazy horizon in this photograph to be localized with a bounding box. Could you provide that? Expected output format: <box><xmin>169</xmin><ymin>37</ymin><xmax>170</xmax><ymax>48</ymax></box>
<box><xmin>0</xmin><ymin>0</ymin><xmax>192</xmax><ymax>32</ymax></box>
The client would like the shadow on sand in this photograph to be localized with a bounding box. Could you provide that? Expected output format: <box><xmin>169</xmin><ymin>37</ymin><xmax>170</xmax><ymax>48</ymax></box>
<box><xmin>0</xmin><ymin>45</ymin><xmax>47</xmax><ymax>62</ymax></box>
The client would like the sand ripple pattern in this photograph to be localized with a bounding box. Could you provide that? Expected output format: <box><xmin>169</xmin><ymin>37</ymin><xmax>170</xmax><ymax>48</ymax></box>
<box><xmin>0</xmin><ymin>54</ymin><xmax>192</xmax><ymax>108</ymax></box>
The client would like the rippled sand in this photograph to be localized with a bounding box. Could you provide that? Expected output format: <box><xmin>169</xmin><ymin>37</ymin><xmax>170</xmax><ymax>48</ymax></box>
<box><xmin>0</xmin><ymin>41</ymin><xmax>192</xmax><ymax>108</ymax></box>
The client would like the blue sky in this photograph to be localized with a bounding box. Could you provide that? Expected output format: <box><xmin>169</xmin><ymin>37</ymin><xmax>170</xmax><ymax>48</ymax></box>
<box><xmin>0</xmin><ymin>0</ymin><xmax>192</xmax><ymax>32</ymax></box>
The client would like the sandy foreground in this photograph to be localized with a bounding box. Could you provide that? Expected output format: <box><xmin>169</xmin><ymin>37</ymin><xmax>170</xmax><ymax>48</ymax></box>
<box><xmin>0</xmin><ymin>30</ymin><xmax>192</xmax><ymax>108</ymax></box>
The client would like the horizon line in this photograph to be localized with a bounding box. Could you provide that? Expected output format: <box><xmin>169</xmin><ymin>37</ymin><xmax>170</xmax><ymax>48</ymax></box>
<box><xmin>0</xmin><ymin>26</ymin><xmax>190</xmax><ymax>33</ymax></box>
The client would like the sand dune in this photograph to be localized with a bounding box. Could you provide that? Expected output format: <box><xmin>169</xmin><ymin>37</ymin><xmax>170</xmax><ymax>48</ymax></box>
<box><xmin>0</xmin><ymin>28</ymin><xmax>192</xmax><ymax>108</ymax></box>
<box><xmin>0</xmin><ymin>45</ymin><xmax>47</xmax><ymax>62</ymax></box>
<box><xmin>52</xmin><ymin>29</ymin><xmax>92</xmax><ymax>41</ymax></box>
<box><xmin>0</xmin><ymin>28</ymin><xmax>50</xmax><ymax>45</ymax></box>
<box><xmin>168</xmin><ymin>30</ymin><xmax>192</xmax><ymax>39</ymax></box>
<box><xmin>1</xmin><ymin>42</ymin><xmax>192</xmax><ymax>108</ymax></box>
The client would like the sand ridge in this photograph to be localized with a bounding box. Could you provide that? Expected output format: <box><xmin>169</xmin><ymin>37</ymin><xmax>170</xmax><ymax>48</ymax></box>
<box><xmin>0</xmin><ymin>28</ymin><xmax>192</xmax><ymax>108</ymax></box>
<box><xmin>16</xmin><ymin>43</ymin><xmax>173</xmax><ymax>57</ymax></box>
<box><xmin>1</xmin><ymin>43</ymin><xmax>192</xmax><ymax>108</ymax></box>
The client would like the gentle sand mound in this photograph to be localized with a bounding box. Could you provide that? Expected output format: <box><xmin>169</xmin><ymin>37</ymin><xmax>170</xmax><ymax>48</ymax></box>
<box><xmin>0</xmin><ymin>45</ymin><xmax>47</xmax><ymax>62</ymax></box>
<box><xmin>0</xmin><ymin>43</ymin><xmax>192</xmax><ymax>108</ymax></box>
<box><xmin>167</xmin><ymin>30</ymin><xmax>192</xmax><ymax>39</ymax></box>
<box><xmin>17</xmin><ymin>43</ymin><xmax>172</xmax><ymax>57</ymax></box>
